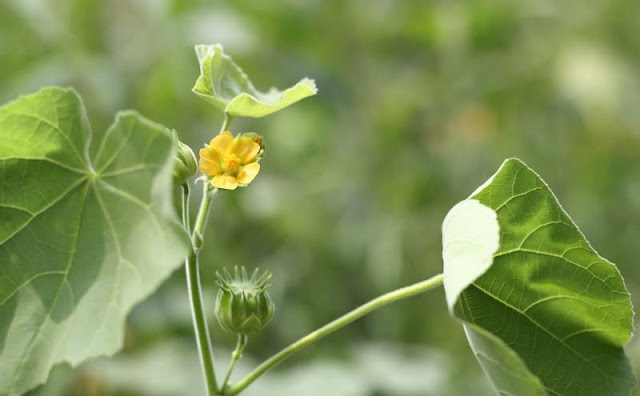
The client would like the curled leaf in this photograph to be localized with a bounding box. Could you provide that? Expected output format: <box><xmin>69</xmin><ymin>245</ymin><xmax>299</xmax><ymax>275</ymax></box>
<box><xmin>192</xmin><ymin>44</ymin><xmax>317</xmax><ymax>118</ymax></box>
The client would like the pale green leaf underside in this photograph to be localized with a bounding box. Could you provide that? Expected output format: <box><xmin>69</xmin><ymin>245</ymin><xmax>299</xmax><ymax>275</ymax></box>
<box><xmin>0</xmin><ymin>87</ymin><xmax>190</xmax><ymax>395</ymax></box>
<box><xmin>192</xmin><ymin>44</ymin><xmax>317</xmax><ymax>118</ymax></box>
<box><xmin>464</xmin><ymin>324</ymin><xmax>546</xmax><ymax>396</ymax></box>
<box><xmin>442</xmin><ymin>199</ymin><xmax>500</xmax><ymax>309</ymax></box>
<box><xmin>444</xmin><ymin>158</ymin><xmax>635</xmax><ymax>395</ymax></box>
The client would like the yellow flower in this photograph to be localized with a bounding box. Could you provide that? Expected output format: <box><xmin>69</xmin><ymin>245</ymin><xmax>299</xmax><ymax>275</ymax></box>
<box><xmin>199</xmin><ymin>131</ymin><xmax>261</xmax><ymax>190</ymax></box>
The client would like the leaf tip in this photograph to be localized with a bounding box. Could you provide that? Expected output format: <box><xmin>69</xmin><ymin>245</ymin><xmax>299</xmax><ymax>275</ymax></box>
<box><xmin>300</xmin><ymin>77</ymin><xmax>318</xmax><ymax>94</ymax></box>
<box><xmin>194</xmin><ymin>43</ymin><xmax>224</xmax><ymax>63</ymax></box>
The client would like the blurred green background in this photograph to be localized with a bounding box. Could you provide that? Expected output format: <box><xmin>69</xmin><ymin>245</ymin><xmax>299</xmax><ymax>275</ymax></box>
<box><xmin>2</xmin><ymin>0</ymin><xmax>640</xmax><ymax>395</ymax></box>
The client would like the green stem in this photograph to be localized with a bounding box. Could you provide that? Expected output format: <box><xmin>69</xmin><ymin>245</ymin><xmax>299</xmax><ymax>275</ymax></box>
<box><xmin>185</xmin><ymin>251</ymin><xmax>218</xmax><ymax>394</ymax></box>
<box><xmin>227</xmin><ymin>273</ymin><xmax>444</xmax><ymax>396</ymax></box>
<box><xmin>185</xmin><ymin>112</ymin><xmax>234</xmax><ymax>395</ymax></box>
<box><xmin>220</xmin><ymin>113</ymin><xmax>233</xmax><ymax>133</ymax></box>
<box><xmin>192</xmin><ymin>183</ymin><xmax>215</xmax><ymax>247</ymax></box>
<box><xmin>221</xmin><ymin>334</ymin><xmax>248</xmax><ymax>393</ymax></box>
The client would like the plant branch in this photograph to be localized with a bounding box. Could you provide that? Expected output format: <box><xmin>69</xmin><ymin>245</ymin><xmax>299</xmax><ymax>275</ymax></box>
<box><xmin>185</xmin><ymin>250</ymin><xmax>218</xmax><ymax>394</ymax></box>
<box><xmin>185</xmin><ymin>182</ymin><xmax>219</xmax><ymax>394</ymax></box>
<box><xmin>227</xmin><ymin>273</ymin><xmax>445</xmax><ymax>395</ymax></box>
<box><xmin>220</xmin><ymin>113</ymin><xmax>233</xmax><ymax>133</ymax></box>
<box><xmin>221</xmin><ymin>334</ymin><xmax>248</xmax><ymax>394</ymax></box>
<box><xmin>185</xmin><ymin>112</ymin><xmax>233</xmax><ymax>395</ymax></box>
<box><xmin>192</xmin><ymin>183</ymin><xmax>215</xmax><ymax>246</ymax></box>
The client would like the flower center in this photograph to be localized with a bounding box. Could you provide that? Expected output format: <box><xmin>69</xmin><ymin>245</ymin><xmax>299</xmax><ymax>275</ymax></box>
<box><xmin>222</xmin><ymin>154</ymin><xmax>242</xmax><ymax>175</ymax></box>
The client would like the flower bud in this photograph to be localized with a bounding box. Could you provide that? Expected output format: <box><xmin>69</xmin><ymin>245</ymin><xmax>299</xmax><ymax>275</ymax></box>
<box><xmin>241</xmin><ymin>132</ymin><xmax>265</xmax><ymax>160</ymax></box>
<box><xmin>215</xmin><ymin>267</ymin><xmax>275</xmax><ymax>334</ymax></box>
<box><xmin>172</xmin><ymin>130</ymin><xmax>197</xmax><ymax>185</ymax></box>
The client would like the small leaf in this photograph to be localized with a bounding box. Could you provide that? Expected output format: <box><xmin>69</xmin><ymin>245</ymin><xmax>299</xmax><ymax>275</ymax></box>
<box><xmin>192</xmin><ymin>44</ymin><xmax>317</xmax><ymax>118</ymax></box>
<box><xmin>442</xmin><ymin>158</ymin><xmax>636</xmax><ymax>396</ymax></box>
<box><xmin>0</xmin><ymin>87</ymin><xmax>190</xmax><ymax>395</ymax></box>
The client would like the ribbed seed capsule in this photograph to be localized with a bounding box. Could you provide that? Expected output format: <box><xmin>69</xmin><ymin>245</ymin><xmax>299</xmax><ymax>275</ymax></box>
<box><xmin>215</xmin><ymin>267</ymin><xmax>275</xmax><ymax>334</ymax></box>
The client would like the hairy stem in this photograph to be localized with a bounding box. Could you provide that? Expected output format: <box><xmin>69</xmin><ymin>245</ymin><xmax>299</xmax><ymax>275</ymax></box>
<box><xmin>228</xmin><ymin>273</ymin><xmax>445</xmax><ymax>395</ymax></box>
<box><xmin>185</xmin><ymin>183</ymin><xmax>218</xmax><ymax>394</ymax></box>
<box><xmin>185</xmin><ymin>112</ymin><xmax>233</xmax><ymax>395</ymax></box>
<box><xmin>185</xmin><ymin>250</ymin><xmax>218</xmax><ymax>394</ymax></box>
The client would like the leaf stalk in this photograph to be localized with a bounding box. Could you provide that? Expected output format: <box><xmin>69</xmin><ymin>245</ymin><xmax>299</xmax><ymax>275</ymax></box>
<box><xmin>221</xmin><ymin>334</ymin><xmax>248</xmax><ymax>394</ymax></box>
<box><xmin>227</xmin><ymin>273</ymin><xmax>444</xmax><ymax>395</ymax></box>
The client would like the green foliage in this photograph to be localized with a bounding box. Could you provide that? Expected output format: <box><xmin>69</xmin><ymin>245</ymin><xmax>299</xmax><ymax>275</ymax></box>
<box><xmin>442</xmin><ymin>158</ymin><xmax>635</xmax><ymax>395</ymax></box>
<box><xmin>0</xmin><ymin>88</ymin><xmax>190</xmax><ymax>395</ymax></box>
<box><xmin>2</xmin><ymin>2</ymin><xmax>640</xmax><ymax>394</ymax></box>
<box><xmin>192</xmin><ymin>44</ymin><xmax>317</xmax><ymax>118</ymax></box>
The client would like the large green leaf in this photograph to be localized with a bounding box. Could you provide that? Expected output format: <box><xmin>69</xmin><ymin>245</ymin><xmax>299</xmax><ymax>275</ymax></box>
<box><xmin>0</xmin><ymin>87</ymin><xmax>190</xmax><ymax>395</ymax></box>
<box><xmin>442</xmin><ymin>158</ymin><xmax>636</xmax><ymax>396</ymax></box>
<box><xmin>192</xmin><ymin>44</ymin><xmax>317</xmax><ymax>118</ymax></box>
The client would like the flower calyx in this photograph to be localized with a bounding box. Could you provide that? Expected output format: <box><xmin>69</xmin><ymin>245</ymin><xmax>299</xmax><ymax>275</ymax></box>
<box><xmin>215</xmin><ymin>266</ymin><xmax>275</xmax><ymax>335</ymax></box>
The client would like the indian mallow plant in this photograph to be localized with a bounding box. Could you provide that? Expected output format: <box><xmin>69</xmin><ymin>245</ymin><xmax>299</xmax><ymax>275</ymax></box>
<box><xmin>0</xmin><ymin>44</ymin><xmax>635</xmax><ymax>396</ymax></box>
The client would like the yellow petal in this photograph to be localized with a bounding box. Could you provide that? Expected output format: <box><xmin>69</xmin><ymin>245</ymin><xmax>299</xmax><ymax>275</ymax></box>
<box><xmin>237</xmin><ymin>163</ymin><xmax>260</xmax><ymax>185</ymax></box>
<box><xmin>232</xmin><ymin>136</ymin><xmax>260</xmax><ymax>164</ymax></box>
<box><xmin>212</xmin><ymin>175</ymin><xmax>239</xmax><ymax>190</ymax></box>
<box><xmin>199</xmin><ymin>148</ymin><xmax>222</xmax><ymax>176</ymax></box>
<box><xmin>209</xmin><ymin>131</ymin><xmax>234</xmax><ymax>155</ymax></box>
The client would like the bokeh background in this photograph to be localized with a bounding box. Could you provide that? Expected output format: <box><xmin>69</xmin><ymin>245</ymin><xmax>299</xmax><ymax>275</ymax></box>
<box><xmin>2</xmin><ymin>0</ymin><xmax>640</xmax><ymax>395</ymax></box>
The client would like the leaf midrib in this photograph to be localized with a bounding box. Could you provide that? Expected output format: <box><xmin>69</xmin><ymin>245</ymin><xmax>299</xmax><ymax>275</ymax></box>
<box><xmin>4</xmin><ymin>162</ymin><xmax>168</xmax><ymax>390</ymax></box>
<box><xmin>7</xmin><ymin>111</ymin><xmax>86</xmax><ymax>168</ymax></box>
<box><xmin>0</xmin><ymin>175</ymin><xmax>89</xmax><ymax>245</ymax></box>
<box><xmin>8</xmin><ymin>180</ymin><xmax>91</xmax><ymax>392</ymax></box>
<box><xmin>462</xmin><ymin>292</ymin><xmax>580</xmax><ymax>396</ymax></box>
<box><xmin>470</xmin><ymin>283</ymin><xmax>610</xmax><ymax>383</ymax></box>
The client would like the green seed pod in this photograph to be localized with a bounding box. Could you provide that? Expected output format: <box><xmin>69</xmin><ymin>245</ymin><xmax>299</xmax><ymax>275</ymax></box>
<box><xmin>241</xmin><ymin>132</ymin><xmax>265</xmax><ymax>160</ymax></box>
<box><xmin>215</xmin><ymin>267</ymin><xmax>275</xmax><ymax>334</ymax></box>
<box><xmin>172</xmin><ymin>130</ymin><xmax>197</xmax><ymax>185</ymax></box>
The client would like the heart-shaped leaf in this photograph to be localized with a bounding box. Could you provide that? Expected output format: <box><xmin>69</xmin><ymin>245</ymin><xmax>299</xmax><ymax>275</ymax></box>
<box><xmin>442</xmin><ymin>158</ymin><xmax>635</xmax><ymax>396</ymax></box>
<box><xmin>0</xmin><ymin>87</ymin><xmax>190</xmax><ymax>395</ymax></box>
<box><xmin>192</xmin><ymin>44</ymin><xmax>317</xmax><ymax>118</ymax></box>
